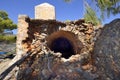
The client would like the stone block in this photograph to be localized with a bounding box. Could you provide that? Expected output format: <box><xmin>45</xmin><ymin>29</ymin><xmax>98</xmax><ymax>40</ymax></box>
<box><xmin>35</xmin><ymin>3</ymin><xmax>55</xmax><ymax>20</ymax></box>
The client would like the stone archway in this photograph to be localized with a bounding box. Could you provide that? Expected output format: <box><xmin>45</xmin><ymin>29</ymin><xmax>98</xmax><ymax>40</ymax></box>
<box><xmin>47</xmin><ymin>30</ymin><xmax>83</xmax><ymax>59</ymax></box>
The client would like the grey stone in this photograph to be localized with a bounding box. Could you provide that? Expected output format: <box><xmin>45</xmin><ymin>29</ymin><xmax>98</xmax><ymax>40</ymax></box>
<box><xmin>94</xmin><ymin>19</ymin><xmax>120</xmax><ymax>80</ymax></box>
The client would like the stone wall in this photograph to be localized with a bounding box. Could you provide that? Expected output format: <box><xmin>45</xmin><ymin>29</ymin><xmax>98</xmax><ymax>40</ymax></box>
<box><xmin>16</xmin><ymin>18</ymin><xmax>120</xmax><ymax>80</ymax></box>
<box><xmin>16</xmin><ymin>3</ymin><xmax>95</xmax><ymax>59</ymax></box>
<box><xmin>16</xmin><ymin>15</ymin><xmax>95</xmax><ymax>58</ymax></box>
<box><xmin>16</xmin><ymin>15</ymin><xmax>30</xmax><ymax>61</ymax></box>
<box><xmin>15</xmin><ymin>3</ymin><xmax>97</xmax><ymax>80</ymax></box>
<box><xmin>16</xmin><ymin>15</ymin><xmax>66</xmax><ymax>59</ymax></box>
<box><xmin>16</xmin><ymin>18</ymin><xmax>96</xmax><ymax>80</ymax></box>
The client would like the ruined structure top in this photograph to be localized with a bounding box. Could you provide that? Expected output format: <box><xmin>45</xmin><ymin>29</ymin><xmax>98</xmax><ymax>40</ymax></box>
<box><xmin>35</xmin><ymin>3</ymin><xmax>55</xmax><ymax>20</ymax></box>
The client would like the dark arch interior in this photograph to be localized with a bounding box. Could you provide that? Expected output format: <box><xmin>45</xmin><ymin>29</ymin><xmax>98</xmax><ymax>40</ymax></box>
<box><xmin>50</xmin><ymin>37</ymin><xmax>75</xmax><ymax>59</ymax></box>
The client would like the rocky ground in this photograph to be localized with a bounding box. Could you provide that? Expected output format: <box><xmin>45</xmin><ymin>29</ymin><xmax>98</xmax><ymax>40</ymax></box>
<box><xmin>0</xmin><ymin>42</ymin><xmax>16</xmax><ymax>75</ymax></box>
<box><xmin>0</xmin><ymin>42</ymin><xmax>16</xmax><ymax>52</ymax></box>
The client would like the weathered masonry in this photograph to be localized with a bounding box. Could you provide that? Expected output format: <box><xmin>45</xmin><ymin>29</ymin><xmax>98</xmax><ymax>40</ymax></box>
<box><xmin>7</xmin><ymin>3</ymin><xmax>103</xmax><ymax>80</ymax></box>
<box><xmin>16</xmin><ymin>3</ymin><xmax>94</xmax><ymax>60</ymax></box>
<box><xmin>1</xmin><ymin>2</ymin><xmax>120</xmax><ymax>80</ymax></box>
<box><xmin>15</xmin><ymin>3</ymin><xmax>96</xmax><ymax>80</ymax></box>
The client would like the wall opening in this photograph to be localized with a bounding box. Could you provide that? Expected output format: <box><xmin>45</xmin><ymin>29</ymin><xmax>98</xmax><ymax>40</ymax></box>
<box><xmin>47</xmin><ymin>30</ymin><xmax>82</xmax><ymax>59</ymax></box>
<box><xmin>50</xmin><ymin>37</ymin><xmax>75</xmax><ymax>59</ymax></box>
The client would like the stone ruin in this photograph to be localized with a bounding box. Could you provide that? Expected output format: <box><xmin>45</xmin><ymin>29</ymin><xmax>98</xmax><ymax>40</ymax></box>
<box><xmin>15</xmin><ymin>15</ymin><xmax>96</xmax><ymax>79</ymax></box>
<box><xmin>2</xmin><ymin>3</ymin><xmax>120</xmax><ymax>80</ymax></box>
<box><xmin>14</xmin><ymin>3</ymin><xmax>96</xmax><ymax>80</ymax></box>
<box><xmin>16</xmin><ymin>3</ymin><xmax>95</xmax><ymax>61</ymax></box>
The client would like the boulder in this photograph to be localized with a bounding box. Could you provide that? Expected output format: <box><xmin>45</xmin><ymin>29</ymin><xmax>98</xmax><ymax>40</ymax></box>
<box><xmin>94</xmin><ymin>19</ymin><xmax>120</xmax><ymax>80</ymax></box>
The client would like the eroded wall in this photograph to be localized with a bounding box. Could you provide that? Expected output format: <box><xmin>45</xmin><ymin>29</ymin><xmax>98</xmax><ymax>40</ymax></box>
<box><xmin>17</xmin><ymin>15</ymin><xmax>94</xmax><ymax>60</ymax></box>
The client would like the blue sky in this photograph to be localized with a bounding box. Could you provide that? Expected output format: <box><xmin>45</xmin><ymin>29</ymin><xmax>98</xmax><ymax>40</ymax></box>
<box><xmin>0</xmin><ymin>0</ymin><xmax>84</xmax><ymax>23</ymax></box>
<box><xmin>0</xmin><ymin>0</ymin><xmax>120</xmax><ymax>34</ymax></box>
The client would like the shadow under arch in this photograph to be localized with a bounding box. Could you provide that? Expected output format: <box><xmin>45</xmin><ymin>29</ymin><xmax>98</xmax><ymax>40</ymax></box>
<box><xmin>47</xmin><ymin>30</ymin><xmax>83</xmax><ymax>59</ymax></box>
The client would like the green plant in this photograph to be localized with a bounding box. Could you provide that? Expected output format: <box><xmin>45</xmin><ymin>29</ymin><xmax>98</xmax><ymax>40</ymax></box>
<box><xmin>0</xmin><ymin>10</ymin><xmax>17</xmax><ymax>33</ymax></box>
<box><xmin>84</xmin><ymin>1</ymin><xmax>101</xmax><ymax>25</ymax></box>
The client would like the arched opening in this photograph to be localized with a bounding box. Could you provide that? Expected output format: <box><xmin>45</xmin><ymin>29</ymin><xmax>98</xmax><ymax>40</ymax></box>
<box><xmin>47</xmin><ymin>30</ymin><xmax>83</xmax><ymax>59</ymax></box>
<box><xmin>51</xmin><ymin>37</ymin><xmax>75</xmax><ymax>59</ymax></box>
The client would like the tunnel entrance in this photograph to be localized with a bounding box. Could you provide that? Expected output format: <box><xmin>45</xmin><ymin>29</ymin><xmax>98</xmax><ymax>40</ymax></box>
<box><xmin>51</xmin><ymin>37</ymin><xmax>75</xmax><ymax>59</ymax></box>
<box><xmin>47</xmin><ymin>30</ymin><xmax>83</xmax><ymax>59</ymax></box>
